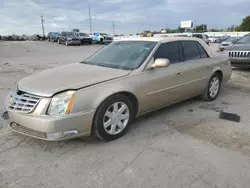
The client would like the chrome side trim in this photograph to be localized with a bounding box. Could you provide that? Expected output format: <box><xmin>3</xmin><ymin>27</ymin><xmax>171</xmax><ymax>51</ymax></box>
<box><xmin>146</xmin><ymin>77</ymin><xmax>208</xmax><ymax>95</ymax></box>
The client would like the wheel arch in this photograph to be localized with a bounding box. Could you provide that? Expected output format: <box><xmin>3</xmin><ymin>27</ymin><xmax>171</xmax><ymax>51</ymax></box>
<box><xmin>94</xmin><ymin>91</ymin><xmax>139</xmax><ymax>117</ymax></box>
<box><xmin>212</xmin><ymin>67</ymin><xmax>223</xmax><ymax>81</ymax></box>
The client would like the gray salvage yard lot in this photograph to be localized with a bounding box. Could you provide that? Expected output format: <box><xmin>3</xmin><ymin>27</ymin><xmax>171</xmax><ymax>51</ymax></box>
<box><xmin>1</xmin><ymin>41</ymin><xmax>250</xmax><ymax>188</ymax></box>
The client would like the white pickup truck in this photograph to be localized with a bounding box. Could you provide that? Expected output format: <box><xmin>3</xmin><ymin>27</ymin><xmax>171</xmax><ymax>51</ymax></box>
<box><xmin>91</xmin><ymin>32</ymin><xmax>113</xmax><ymax>44</ymax></box>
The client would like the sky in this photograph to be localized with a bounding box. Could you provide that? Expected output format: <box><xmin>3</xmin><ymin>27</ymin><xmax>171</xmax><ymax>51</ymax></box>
<box><xmin>1</xmin><ymin>0</ymin><xmax>249</xmax><ymax>35</ymax></box>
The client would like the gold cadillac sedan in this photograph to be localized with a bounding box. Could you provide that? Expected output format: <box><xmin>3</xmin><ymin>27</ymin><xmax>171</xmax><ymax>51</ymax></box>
<box><xmin>5</xmin><ymin>37</ymin><xmax>232</xmax><ymax>141</ymax></box>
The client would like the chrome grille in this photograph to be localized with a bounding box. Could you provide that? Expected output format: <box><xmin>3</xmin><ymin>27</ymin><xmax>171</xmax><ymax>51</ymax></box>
<box><xmin>6</xmin><ymin>91</ymin><xmax>41</xmax><ymax>113</ymax></box>
<box><xmin>10</xmin><ymin>122</ymin><xmax>46</xmax><ymax>138</ymax></box>
<box><xmin>229</xmin><ymin>51</ymin><xmax>250</xmax><ymax>58</ymax></box>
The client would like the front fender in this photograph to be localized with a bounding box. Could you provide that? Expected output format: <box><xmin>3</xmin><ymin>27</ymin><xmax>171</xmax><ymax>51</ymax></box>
<box><xmin>71</xmin><ymin>81</ymin><xmax>135</xmax><ymax>113</ymax></box>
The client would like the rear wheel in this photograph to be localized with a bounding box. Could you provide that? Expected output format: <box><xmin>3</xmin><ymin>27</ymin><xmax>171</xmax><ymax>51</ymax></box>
<box><xmin>92</xmin><ymin>94</ymin><xmax>134</xmax><ymax>141</ymax></box>
<box><xmin>201</xmin><ymin>73</ymin><xmax>222</xmax><ymax>101</ymax></box>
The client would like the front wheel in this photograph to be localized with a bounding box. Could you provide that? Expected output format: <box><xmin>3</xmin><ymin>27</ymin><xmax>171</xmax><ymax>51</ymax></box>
<box><xmin>92</xmin><ymin>94</ymin><xmax>135</xmax><ymax>141</ymax></box>
<box><xmin>201</xmin><ymin>73</ymin><xmax>222</xmax><ymax>101</ymax></box>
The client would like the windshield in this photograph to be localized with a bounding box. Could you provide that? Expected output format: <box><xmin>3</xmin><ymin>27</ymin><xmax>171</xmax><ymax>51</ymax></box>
<box><xmin>225</xmin><ymin>37</ymin><xmax>238</xmax><ymax>42</ymax></box>
<box><xmin>65</xmin><ymin>32</ymin><xmax>74</xmax><ymax>36</ymax></box>
<box><xmin>83</xmin><ymin>41</ymin><xmax>157</xmax><ymax>70</ymax></box>
<box><xmin>79</xmin><ymin>33</ymin><xmax>89</xmax><ymax>37</ymax></box>
<box><xmin>100</xmin><ymin>33</ymin><xmax>108</xmax><ymax>36</ymax></box>
<box><xmin>235</xmin><ymin>35</ymin><xmax>250</xmax><ymax>44</ymax></box>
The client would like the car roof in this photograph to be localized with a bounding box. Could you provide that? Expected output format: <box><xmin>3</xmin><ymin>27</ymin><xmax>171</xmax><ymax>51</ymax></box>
<box><xmin>115</xmin><ymin>37</ymin><xmax>217</xmax><ymax>57</ymax></box>
<box><xmin>115</xmin><ymin>37</ymin><xmax>203</xmax><ymax>43</ymax></box>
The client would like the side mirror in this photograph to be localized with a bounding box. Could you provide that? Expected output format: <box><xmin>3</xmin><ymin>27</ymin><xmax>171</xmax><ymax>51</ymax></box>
<box><xmin>150</xmin><ymin>58</ymin><xmax>170</xmax><ymax>69</ymax></box>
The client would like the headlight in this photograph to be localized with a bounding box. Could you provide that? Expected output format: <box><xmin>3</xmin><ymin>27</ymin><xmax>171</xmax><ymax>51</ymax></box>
<box><xmin>47</xmin><ymin>91</ymin><xmax>76</xmax><ymax>116</ymax></box>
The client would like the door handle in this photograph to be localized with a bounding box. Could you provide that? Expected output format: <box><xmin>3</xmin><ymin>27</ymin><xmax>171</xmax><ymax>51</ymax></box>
<box><xmin>176</xmin><ymin>72</ymin><xmax>183</xmax><ymax>75</ymax></box>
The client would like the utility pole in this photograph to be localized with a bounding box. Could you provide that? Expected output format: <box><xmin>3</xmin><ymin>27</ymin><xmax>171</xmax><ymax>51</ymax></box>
<box><xmin>89</xmin><ymin>4</ymin><xmax>92</xmax><ymax>35</ymax></box>
<box><xmin>112</xmin><ymin>21</ymin><xmax>115</xmax><ymax>36</ymax></box>
<box><xmin>41</xmin><ymin>14</ymin><xmax>45</xmax><ymax>36</ymax></box>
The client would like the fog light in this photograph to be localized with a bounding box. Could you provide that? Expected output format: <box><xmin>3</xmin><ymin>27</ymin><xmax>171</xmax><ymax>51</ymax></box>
<box><xmin>46</xmin><ymin>130</ymin><xmax>79</xmax><ymax>139</ymax></box>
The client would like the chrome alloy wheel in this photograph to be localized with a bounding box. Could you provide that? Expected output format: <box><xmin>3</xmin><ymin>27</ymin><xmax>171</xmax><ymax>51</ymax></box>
<box><xmin>209</xmin><ymin>77</ymin><xmax>220</xmax><ymax>98</ymax></box>
<box><xmin>103</xmin><ymin>102</ymin><xmax>130</xmax><ymax>135</ymax></box>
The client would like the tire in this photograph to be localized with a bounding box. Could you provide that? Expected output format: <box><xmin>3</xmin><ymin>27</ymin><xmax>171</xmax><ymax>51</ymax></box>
<box><xmin>65</xmin><ymin>41</ymin><xmax>68</xmax><ymax>46</ymax></box>
<box><xmin>92</xmin><ymin>94</ymin><xmax>135</xmax><ymax>141</ymax></box>
<box><xmin>100</xmin><ymin>38</ymin><xmax>103</xmax><ymax>44</ymax></box>
<box><xmin>57</xmin><ymin>39</ymin><xmax>61</xmax><ymax>44</ymax></box>
<box><xmin>201</xmin><ymin>73</ymin><xmax>222</xmax><ymax>101</ymax></box>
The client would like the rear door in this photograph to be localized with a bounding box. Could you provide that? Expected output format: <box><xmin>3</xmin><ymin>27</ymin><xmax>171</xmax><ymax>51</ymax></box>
<box><xmin>177</xmin><ymin>40</ymin><xmax>212</xmax><ymax>97</ymax></box>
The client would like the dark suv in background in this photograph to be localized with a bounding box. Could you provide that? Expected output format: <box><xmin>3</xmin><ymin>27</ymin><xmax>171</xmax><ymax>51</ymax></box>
<box><xmin>57</xmin><ymin>31</ymin><xmax>81</xmax><ymax>46</ymax></box>
<box><xmin>47</xmin><ymin>32</ymin><xmax>60</xmax><ymax>42</ymax></box>
<box><xmin>75</xmin><ymin>32</ymin><xmax>92</xmax><ymax>44</ymax></box>
<box><xmin>225</xmin><ymin>34</ymin><xmax>250</xmax><ymax>68</ymax></box>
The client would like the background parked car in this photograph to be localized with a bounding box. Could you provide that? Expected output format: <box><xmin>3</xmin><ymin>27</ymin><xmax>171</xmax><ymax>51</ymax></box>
<box><xmin>217</xmin><ymin>35</ymin><xmax>230</xmax><ymax>43</ymax></box>
<box><xmin>75</xmin><ymin>32</ymin><xmax>92</xmax><ymax>44</ymax></box>
<box><xmin>219</xmin><ymin>37</ymin><xmax>240</xmax><ymax>51</ymax></box>
<box><xmin>192</xmin><ymin>33</ymin><xmax>209</xmax><ymax>45</ymax></box>
<box><xmin>208</xmin><ymin>36</ymin><xmax>219</xmax><ymax>43</ymax></box>
<box><xmin>47</xmin><ymin>32</ymin><xmax>60</xmax><ymax>42</ymax></box>
<box><xmin>57</xmin><ymin>31</ymin><xmax>81</xmax><ymax>46</ymax></box>
<box><xmin>225</xmin><ymin>34</ymin><xmax>250</xmax><ymax>68</ymax></box>
<box><xmin>92</xmin><ymin>32</ymin><xmax>113</xmax><ymax>44</ymax></box>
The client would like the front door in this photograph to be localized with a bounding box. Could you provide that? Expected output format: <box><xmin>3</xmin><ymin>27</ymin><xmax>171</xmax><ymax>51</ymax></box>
<box><xmin>138</xmin><ymin>42</ymin><xmax>187</xmax><ymax>113</ymax></box>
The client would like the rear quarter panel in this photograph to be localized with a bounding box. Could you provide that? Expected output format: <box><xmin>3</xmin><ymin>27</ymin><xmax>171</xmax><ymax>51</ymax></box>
<box><xmin>209</xmin><ymin>56</ymin><xmax>232</xmax><ymax>84</ymax></box>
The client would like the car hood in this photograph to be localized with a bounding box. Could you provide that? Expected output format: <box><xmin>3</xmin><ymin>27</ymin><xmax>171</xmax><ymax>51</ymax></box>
<box><xmin>18</xmin><ymin>63</ymin><xmax>131</xmax><ymax>97</ymax></box>
<box><xmin>225</xmin><ymin>44</ymin><xmax>250</xmax><ymax>51</ymax></box>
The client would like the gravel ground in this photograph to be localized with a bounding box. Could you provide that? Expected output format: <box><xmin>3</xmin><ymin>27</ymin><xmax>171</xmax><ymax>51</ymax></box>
<box><xmin>1</xmin><ymin>41</ymin><xmax>250</xmax><ymax>188</ymax></box>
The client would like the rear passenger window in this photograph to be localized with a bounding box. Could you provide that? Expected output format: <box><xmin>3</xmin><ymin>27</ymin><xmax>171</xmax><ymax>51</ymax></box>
<box><xmin>196</xmin><ymin>42</ymin><xmax>209</xmax><ymax>58</ymax></box>
<box><xmin>182</xmin><ymin>41</ymin><xmax>200</xmax><ymax>61</ymax></box>
<box><xmin>154</xmin><ymin>42</ymin><xmax>181</xmax><ymax>63</ymax></box>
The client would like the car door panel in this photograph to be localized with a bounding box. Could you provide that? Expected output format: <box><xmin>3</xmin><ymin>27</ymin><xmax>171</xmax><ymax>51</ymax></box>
<box><xmin>174</xmin><ymin>59</ymin><xmax>211</xmax><ymax>99</ymax></box>
<box><xmin>177</xmin><ymin>41</ymin><xmax>212</xmax><ymax>98</ymax></box>
<box><xmin>136</xmin><ymin>63</ymin><xmax>185</xmax><ymax>113</ymax></box>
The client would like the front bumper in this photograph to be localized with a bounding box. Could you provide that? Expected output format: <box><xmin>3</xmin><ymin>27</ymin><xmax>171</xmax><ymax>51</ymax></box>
<box><xmin>230</xmin><ymin>59</ymin><xmax>250</xmax><ymax>68</ymax></box>
<box><xmin>81</xmin><ymin>38</ymin><xmax>92</xmax><ymax>43</ymax></box>
<box><xmin>67</xmin><ymin>40</ymin><xmax>81</xmax><ymax>45</ymax></box>
<box><xmin>8</xmin><ymin>110</ymin><xmax>95</xmax><ymax>141</ymax></box>
<box><xmin>103</xmin><ymin>39</ymin><xmax>113</xmax><ymax>43</ymax></box>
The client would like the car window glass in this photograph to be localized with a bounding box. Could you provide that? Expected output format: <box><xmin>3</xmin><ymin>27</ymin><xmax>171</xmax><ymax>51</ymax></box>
<box><xmin>153</xmin><ymin>42</ymin><xmax>181</xmax><ymax>63</ymax></box>
<box><xmin>196</xmin><ymin>42</ymin><xmax>209</xmax><ymax>58</ymax></box>
<box><xmin>235</xmin><ymin>34</ymin><xmax>250</xmax><ymax>44</ymax></box>
<box><xmin>182</xmin><ymin>41</ymin><xmax>201</xmax><ymax>61</ymax></box>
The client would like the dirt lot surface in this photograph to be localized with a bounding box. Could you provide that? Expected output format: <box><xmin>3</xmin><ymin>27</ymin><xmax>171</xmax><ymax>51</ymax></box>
<box><xmin>1</xmin><ymin>41</ymin><xmax>250</xmax><ymax>188</ymax></box>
